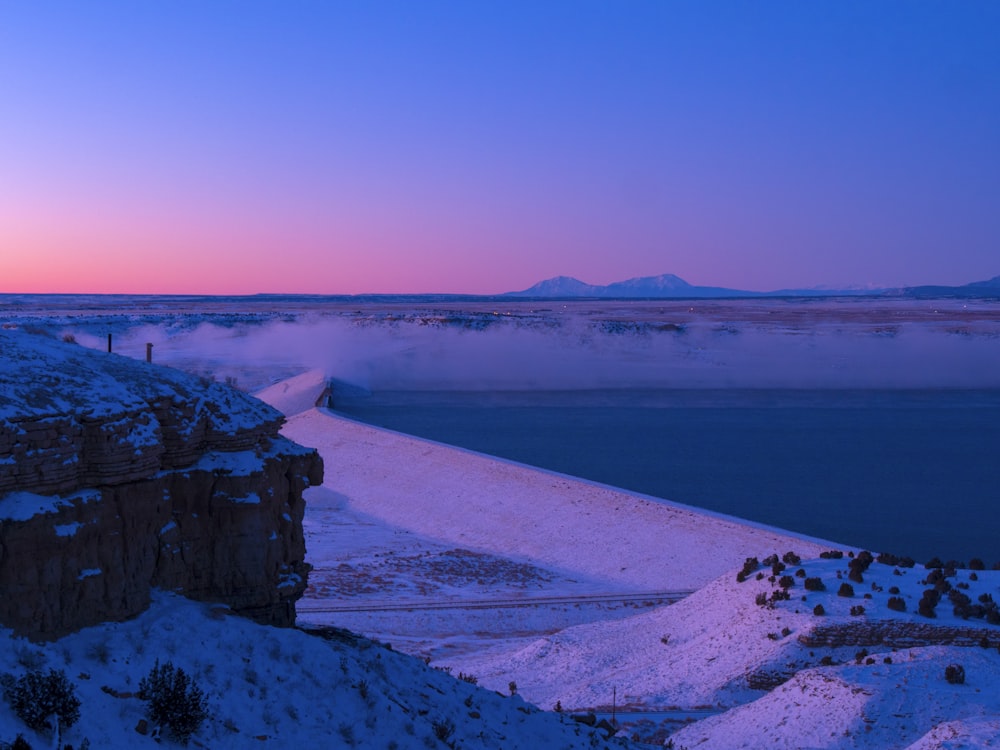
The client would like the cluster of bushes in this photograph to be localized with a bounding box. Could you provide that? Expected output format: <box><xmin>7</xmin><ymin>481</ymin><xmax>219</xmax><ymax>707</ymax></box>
<box><xmin>1</xmin><ymin>662</ymin><xmax>208</xmax><ymax>746</ymax></box>
<box><xmin>737</xmin><ymin>552</ymin><xmax>801</xmax><ymax>583</ymax></box>
<box><xmin>755</xmin><ymin>588</ymin><xmax>791</xmax><ymax>608</ymax></box>
<box><xmin>848</xmin><ymin>551</ymin><xmax>875</xmax><ymax>583</ymax></box>
<box><xmin>876</xmin><ymin>552</ymin><xmax>915</xmax><ymax>568</ymax></box>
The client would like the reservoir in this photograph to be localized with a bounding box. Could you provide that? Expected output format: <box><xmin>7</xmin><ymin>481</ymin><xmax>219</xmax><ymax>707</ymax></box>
<box><xmin>334</xmin><ymin>388</ymin><xmax>1000</xmax><ymax>564</ymax></box>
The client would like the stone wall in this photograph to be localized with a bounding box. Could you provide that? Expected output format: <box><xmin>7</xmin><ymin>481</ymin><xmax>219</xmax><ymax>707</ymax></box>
<box><xmin>798</xmin><ymin>620</ymin><xmax>1000</xmax><ymax>649</ymax></box>
<box><xmin>0</xmin><ymin>330</ymin><xmax>323</xmax><ymax>639</ymax></box>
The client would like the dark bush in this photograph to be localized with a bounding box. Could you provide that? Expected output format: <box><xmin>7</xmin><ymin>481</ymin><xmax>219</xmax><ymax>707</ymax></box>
<box><xmin>820</xmin><ymin>550</ymin><xmax>844</xmax><ymax>559</ymax></box>
<box><xmin>837</xmin><ymin>582</ymin><xmax>855</xmax><ymax>598</ymax></box>
<box><xmin>138</xmin><ymin>661</ymin><xmax>208</xmax><ymax>744</ymax></box>
<box><xmin>779</xmin><ymin>575</ymin><xmax>795</xmax><ymax>589</ymax></box>
<box><xmin>888</xmin><ymin>586</ymin><xmax>900</xmax><ymax>595</ymax></box>
<box><xmin>432</xmin><ymin>718</ymin><xmax>456</xmax><ymax>742</ymax></box>
<box><xmin>755</xmin><ymin>592</ymin><xmax>769</xmax><ymax>607</ymax></box>
<box><xmin>804</xmin><ymin>577</ymin><xmax>826</xmax><ymax>592</ymax></box>
<box><xmin>944</xmin><ymin>664</ymin><xmax>965</xmax><ymax>685</ymax></box>
<box><xmin>813</xmin><ymin>604</ymin><xmax>825</xmax><ymax>616</ymax></box>
<box><xmin>782</xmin><ymin>551</ymin><xmax>801</xmax><ymax>565</ymax></box>
<box><xmin>769</xmin><ymin>589</ymin><xmax>791</xmax><ymax>604</ymax></box>
<box><xmin>918</xmin><ymin>589</ymin><xmax>940</xmax><ymax>618</ymax></box>
<box><xmin>0</xmin><ymin>736</ymin><xmax>32</xmax><ymax>750</ymax></box>
<box><xmin>969</xmin><ymin>558</ymin><xmax>985</xmax><ymax>571</ymax></box>
<box><xmin>850</xmin><ymin>605</ymin><xmax>865</xmax><ymax>616</ymax></box>
<box><xmin>1</xmin><ymin>669</ymin><xmax>80</xmax><ymax>732</ymax></box>
<box><xmin>795</xmin><ymin>568</ymin><xmax>806</xmax><ymax>578</ymax></box>
<box><xmin>819</xmin><ymin>655</ymin><xmax>833</xmax><ymax>665</ymax></box>
<box><xmin>762</xmin><ymin>554</ymin><xmax>780</xmax><ymax>568</ymax></box>
<box><xmin>887</xmin><ymin>596</ymin><xmax>906</xmax><ymax>612</ymax></box>
<box><xmin>925</xmin><ymin>557</ymin><xmax>944</xmax><ymax>569</ymax></box>
<box><xmin>854</xmin><ymin>649</ymin><xmax>869</xmax><ymax>664</ymax></box>
<box><xmin>737</xmin><ymin>557</ymin><xmax>760</xmax><ymax>583</ymax></box>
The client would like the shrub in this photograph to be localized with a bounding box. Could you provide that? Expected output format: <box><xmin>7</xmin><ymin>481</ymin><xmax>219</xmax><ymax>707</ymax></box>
<box><xmin>432</xmin><ymin>718</ymin><xmax>455</xmax><ymax>742</ymax></box>
<box><xmin>0</xmin><ymin>736</ymin><xmax>32</xmax><ymax>750</ymax></box>
<box><xmin>779</xmin><ymin>575</ymin><xmax>795</xmax><ymax>589</ymax></box>
<box><xmin>804</xmin><ymin>577</ymin><xmax>826</xmax><ymax>592</ymax></box>
<box><xmin>813</xmin><ymin>604</ymin><xmax>825</xmax><ymax>616</ymax></box>
<box><xmin>1</xmin><ymin>669</ymin><xmax>80</xmax><ymax>733</ymax></box>
<box><xmin>819</xmin><ymin>655</ymin><xmax>833</xmax><ymax>665</ymax></box>
<box><xmin>925</xmin><ymin>557</ymin><xmax>944</xmax><ymax>569</ymax></box>
<box><xmin>795</xmin><ymin>568</ymin><xmax>806</xmax><ymax>578</ymax></box>
<box><xmin>138</xmin><ymin>661</ymin><xmax>208</xmax><ymax>744</ymax></box>
<box><xmin>736</xmin><ymin>557</ymin><xmax>759</xmax><ymax>583</ymax></box>
<box><xmin>969</xmin><ymin>558</ymin><xmax>985</xmax><ymax>570</ymax></box>
<box><xmin>918</xmin><ymin>590</ymin><xmax>940</xmax><ymax>618</ymax></box>
<box><xmin>782</xmin><ymin>551</ymin><xmax>801</xmax><ymax>565</ymax></box>
<box><xmin>944</xmin><ymin>664</ymin><xmax>965</xmax><ymax>685</ymax></box>
<box><xmin>837</xmin><ymin>582</ymin><xmax>855</xmax><ymax>597</ymax></box>
<box><xmin>888</xmin><ymin>586</ymin><xmax>900</xmax><ymax>595</ymax></box>
<box><xmin>849</xmin><ymin>605</ymin><xmax>866</xmax><ymax>616</ymax></box>
<box><xmin>819</xmin><ymin>550</ymin><xmax>844</xmax><ymax>559</ymax></box>
<box><xmin>457</xmin><ymin>672</ymin><xmax>478</xmax><ymax>685</ymax></box>
<box><xmin>887</xmin><ymin>596</ymin><xmax>906</xmax><ymax>612</ymax></box>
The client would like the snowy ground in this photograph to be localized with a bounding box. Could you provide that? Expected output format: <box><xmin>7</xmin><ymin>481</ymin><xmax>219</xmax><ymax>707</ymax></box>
<box><xmin>0</xmin><ymin>593</ymin><xmax>626</xmax><ymax>749</ymax></box>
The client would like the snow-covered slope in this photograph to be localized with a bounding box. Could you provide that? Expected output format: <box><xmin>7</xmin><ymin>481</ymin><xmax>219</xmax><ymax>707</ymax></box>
<box><xmin>0</xmin><ymin>594</ymin><xmax>626</xmax><ymax>749</ymax></box>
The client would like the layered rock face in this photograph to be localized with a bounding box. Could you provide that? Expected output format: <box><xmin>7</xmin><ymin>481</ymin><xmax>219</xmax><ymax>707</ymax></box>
<box><xmin>0</xmin><ymin>329</ymin><xmax>323</xmax><ymax>639</ymax></box>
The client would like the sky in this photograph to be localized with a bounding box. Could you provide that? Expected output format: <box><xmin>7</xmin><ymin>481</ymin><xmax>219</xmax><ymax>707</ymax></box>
<box><xmin>1</xmin><ymin>1</ymin><xmax>998</xmax><ymax>295</ymax></box>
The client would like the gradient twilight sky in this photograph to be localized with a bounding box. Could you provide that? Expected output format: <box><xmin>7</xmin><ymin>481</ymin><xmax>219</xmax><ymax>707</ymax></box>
<box><xmin>1</xmin><ymin>2</ymin><xmax>998</xmax><ymax>295</ymax></box>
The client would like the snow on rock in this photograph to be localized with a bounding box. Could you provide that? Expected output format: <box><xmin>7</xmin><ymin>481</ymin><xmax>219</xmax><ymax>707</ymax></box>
<box><xmin>0</xmin><ymin>329</ymin><xmax>323</xmax><ymax>638</ymax></box>
<box><xmin>0</xmin><ymin>328</ymin><xmax>285</xmax><ymax>496</ymax></box>
<box><xmin>255</xmin><ymin>368</ymin><xmax>330</xmax><ymax>416</ymax></box>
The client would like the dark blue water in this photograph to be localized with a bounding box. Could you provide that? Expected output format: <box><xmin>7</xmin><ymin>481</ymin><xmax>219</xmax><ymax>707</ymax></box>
<box><xmin>334</xmin><ymin>389</ymin><xmax>1000</xmax><ymax>564</ymax></box>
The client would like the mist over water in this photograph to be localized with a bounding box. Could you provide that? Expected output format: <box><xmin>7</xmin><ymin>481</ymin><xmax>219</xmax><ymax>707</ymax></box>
<box><xmin>12</xmin><ymin>296</ymin><xmax>1000</xmax><ymax>563</ymax></box>
<box><xmin>68</xmin><ymin>305</ymin><xmax>1000</xmax><ymax>392</ymax></box>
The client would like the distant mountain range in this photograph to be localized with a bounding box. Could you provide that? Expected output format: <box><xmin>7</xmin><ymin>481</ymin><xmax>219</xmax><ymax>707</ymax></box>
<box><xmin>506</xmin><ymin>273</ymin><xmax>1000</xmax><ymax>299</ymax></box>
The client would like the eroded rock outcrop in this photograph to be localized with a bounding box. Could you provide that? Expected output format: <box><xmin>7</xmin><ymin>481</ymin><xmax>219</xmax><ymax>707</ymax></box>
<box><xmin>799</xmin><ymin>620</ymin><xmax>1000</xmax><ymax>649</ymax></box>
<box><xmin>0</xmin><ymin>329</ymin><xmax>323</xmax><ymax>639</ymax></box>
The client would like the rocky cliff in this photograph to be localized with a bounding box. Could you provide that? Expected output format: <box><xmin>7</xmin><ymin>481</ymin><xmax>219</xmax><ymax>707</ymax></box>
<box><xmin>0</xmin><ymin>329</ymin><xmax>323</xmax><ymax>639</ymax></box>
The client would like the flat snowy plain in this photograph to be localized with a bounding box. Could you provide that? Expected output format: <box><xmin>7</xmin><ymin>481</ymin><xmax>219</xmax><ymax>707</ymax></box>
<box><xmin>2</xmin><ymin>294</ymin><xmax>1000</xmax><ymax>748</ymax></box>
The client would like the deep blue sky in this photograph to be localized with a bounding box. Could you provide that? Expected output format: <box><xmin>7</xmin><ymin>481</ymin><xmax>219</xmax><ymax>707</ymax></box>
<box><xmin>1</xmin><ymin>1</ymin><xmax>998</xmax><ymax>293</ymax></box>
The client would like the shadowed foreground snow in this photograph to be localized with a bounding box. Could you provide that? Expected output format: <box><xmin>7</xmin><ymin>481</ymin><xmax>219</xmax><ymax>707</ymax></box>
<box><xmin>0</xmin><ymin>594</ymin><xmax>624</xmax><ymax>749</ymax></box>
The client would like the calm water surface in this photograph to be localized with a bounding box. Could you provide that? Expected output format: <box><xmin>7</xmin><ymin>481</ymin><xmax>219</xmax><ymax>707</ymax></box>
<box><xmin>334</xmin><ymin>389</ymin><xmax>1000</xmax><ymax>564</ymax></box>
